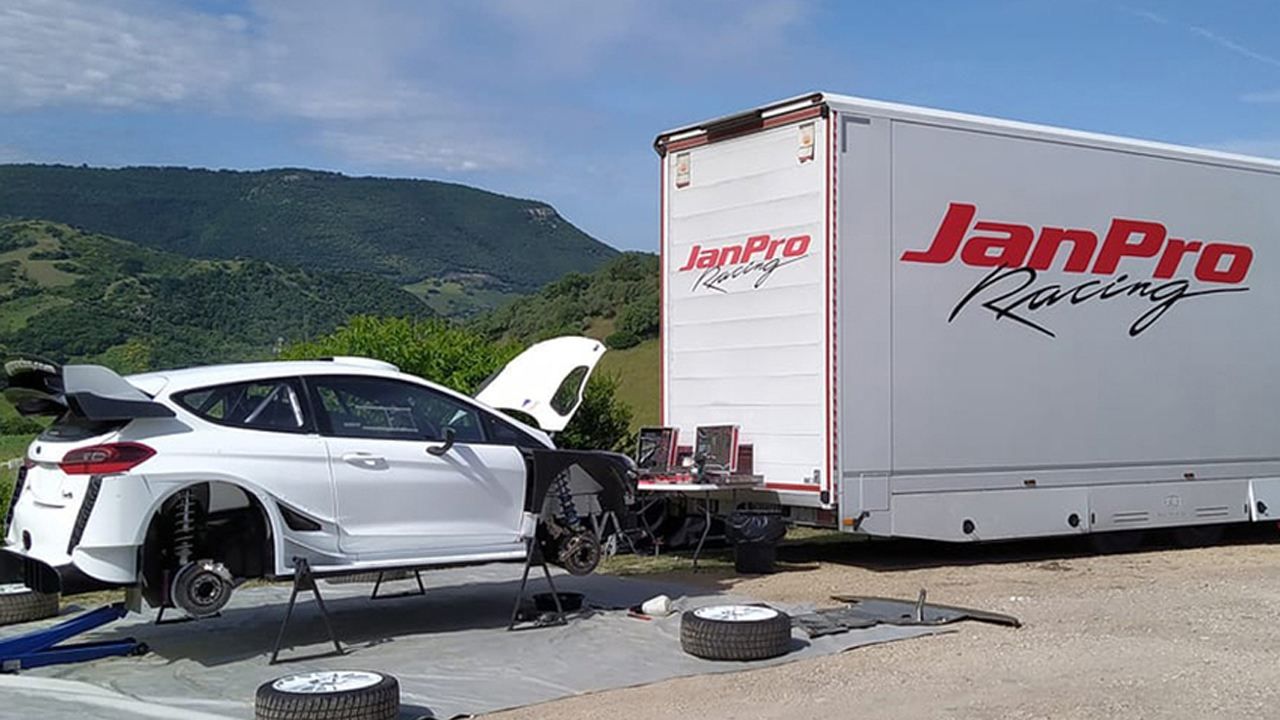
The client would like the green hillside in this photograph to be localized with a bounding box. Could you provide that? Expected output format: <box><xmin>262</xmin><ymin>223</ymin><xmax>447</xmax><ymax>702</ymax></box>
<box><xmin>471</xmin><ymin>252</ymin><xmax>657</xmax><ymax>346</ymax></box>
<box><xmin>0</xmin><ymin>165</ymin><xmax>616</xmax><ymax>300</ymax></box>
<box><xmin>470</xmin><ymin>252</ymin><xmax>660</xmax><ymax>431</ymax></box>
<box><xmin>0</xmin><ymin>220</ymin><xmax>431</xmax><ymax>369</ymax></box>
<box><xmin>597</xmin><ymin>338</ymin><xmax>659</xmax><ymax>430</ymax></box>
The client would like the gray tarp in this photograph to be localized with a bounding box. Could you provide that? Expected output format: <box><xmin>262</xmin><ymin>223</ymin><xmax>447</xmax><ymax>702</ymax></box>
<box><xmin>2</xmin><ymin>565</ymin><xmax>940</xmax><ymax>719</ymax></box>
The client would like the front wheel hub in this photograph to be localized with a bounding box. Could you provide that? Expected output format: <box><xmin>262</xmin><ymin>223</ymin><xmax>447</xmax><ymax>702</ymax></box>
<box><xmin>557</xmin><ymin>532</ymin><xmax>602</xmax><ymax>576</ymax></box>
<box><xmin>170</xmin><ymin>559</ymin><xmax>234</xmax><ymax>618</ymax></box>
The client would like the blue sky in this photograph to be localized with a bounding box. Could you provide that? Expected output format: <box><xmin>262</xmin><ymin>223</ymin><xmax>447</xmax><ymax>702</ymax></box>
<box><xmin>0</xmin><ymin>0</ymin><xmax>1276</xmax><ymax>251</ymax></box>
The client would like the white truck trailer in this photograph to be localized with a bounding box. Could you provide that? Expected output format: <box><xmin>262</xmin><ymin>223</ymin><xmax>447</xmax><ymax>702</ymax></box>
<box><xmin>654</xmin><ymin>92</ymin><xmax>1280</xmax><ymax>543</ymax></box>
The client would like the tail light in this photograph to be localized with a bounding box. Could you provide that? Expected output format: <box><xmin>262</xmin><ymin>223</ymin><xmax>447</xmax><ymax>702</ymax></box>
<box><xmin>60</xmin><ymin>442</ymin><xmax>156</xmax><ymax>475</ymax></box>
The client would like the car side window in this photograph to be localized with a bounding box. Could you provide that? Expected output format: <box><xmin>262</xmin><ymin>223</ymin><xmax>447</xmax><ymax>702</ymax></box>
<box><xmin>175</xmin><ymin>378</ymin><xmax>309</xmax><ymax>433</ymax></box>
<box><xmin>309</xmin><ymin>376</ymin><xmax>486</xmax><ymax>444</ymax></box>
<box><xmin>483</xmin><ymin>413</ymin><xmax>544</xmax><ymax>449</ymax></box>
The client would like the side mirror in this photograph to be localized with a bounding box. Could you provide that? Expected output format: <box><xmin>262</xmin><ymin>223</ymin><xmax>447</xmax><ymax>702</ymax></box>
<box><xmin>427</xmin><ymin>426</ymin><xmax>456</xmax><ymax>456</ymax></box>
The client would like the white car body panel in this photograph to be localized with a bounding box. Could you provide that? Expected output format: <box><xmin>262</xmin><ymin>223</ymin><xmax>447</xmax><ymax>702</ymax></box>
<box><xmin>475</xmin><ymin>336</ymin><xmax>606</xmax><ymax>432</ymax></box>
<box><xmin>1</xmin><ymin>338</ymin><xmax>625</xmax><ymax>599</ymax></box>
<box><xmin>327</xmin><ymin>436</ymin><xmax>528</xmax><ymax>557</ymax></box>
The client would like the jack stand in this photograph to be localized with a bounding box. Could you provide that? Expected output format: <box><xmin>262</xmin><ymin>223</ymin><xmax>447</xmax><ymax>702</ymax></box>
<box><xmin>593</xmin><ymin>510</ymin><xmax>654</xmax><ymax>557</ymax></box>
<box><xmin>270</xmin><ymin>557</ymin><xmax>344</xmax><ymax>665</ymax></box>
<box><xmin>370</xmin><ymin>569</ymin><xmax>426</xmax><ymax>601</ymax></box>
<box><xmin>1</xmin><ymin>603</ymin><xmax>147</xmax><ymax>672</ymax></box>
<box><xmin>507</xmin><ymin>539</ymin><xmax>566</xmax><ymax>631</ymax></box>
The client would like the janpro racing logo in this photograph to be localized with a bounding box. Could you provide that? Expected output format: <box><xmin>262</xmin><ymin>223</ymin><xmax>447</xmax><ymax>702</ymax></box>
<box><xmin>677</xmin><ymin>233</ymin><xmax>810</xmax><ymax>293</ymax></box>
<box><xmin>900</xmin><ymin>203</ymin><xmax>1254</xmax><ymax>337</ymax></box>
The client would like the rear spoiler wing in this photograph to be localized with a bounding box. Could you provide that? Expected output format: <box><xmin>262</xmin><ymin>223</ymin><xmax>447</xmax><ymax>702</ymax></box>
<box><xmin>3</xmin><ymin>356</ymin><xmax>174</xmax><ymax>421</ymax></box>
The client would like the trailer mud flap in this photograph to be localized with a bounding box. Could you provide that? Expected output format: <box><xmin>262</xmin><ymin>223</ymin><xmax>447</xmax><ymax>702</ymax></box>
<box><xmin>1248</xmin><ymin>478</ymin><xmax>1280</xmax><ymax>520</ymax></box>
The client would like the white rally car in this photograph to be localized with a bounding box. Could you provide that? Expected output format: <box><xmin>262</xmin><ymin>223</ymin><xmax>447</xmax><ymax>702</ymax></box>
<box><xmin>0</xmin><ymin>338</ymin><xmax>636</xmax><ymax>620</ymax></box>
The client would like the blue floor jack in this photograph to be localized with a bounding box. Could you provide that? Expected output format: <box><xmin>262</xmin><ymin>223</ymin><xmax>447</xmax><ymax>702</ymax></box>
<box><xmin>0</xmin><ymin>603</ymin><xmax>147</xmax><ymax>672</ymax></box>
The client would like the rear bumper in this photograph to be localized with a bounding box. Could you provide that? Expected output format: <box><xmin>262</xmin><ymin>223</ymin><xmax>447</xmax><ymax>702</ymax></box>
<box><xmin>0</xmin><ymin>547</ymin><xmax>127</xmax><ymax>596</ymax></box>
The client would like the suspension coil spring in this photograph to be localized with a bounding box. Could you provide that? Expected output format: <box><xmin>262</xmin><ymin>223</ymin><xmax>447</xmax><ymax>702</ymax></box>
<box><xmin>172</xmin><ymin>489</ymin><xmax>197</xmax><ymax>566</ymax></box>
<box><xmin>551</xmin><ymin>471</ymin><xmax>581</xmax><ymax>530</ymax></box>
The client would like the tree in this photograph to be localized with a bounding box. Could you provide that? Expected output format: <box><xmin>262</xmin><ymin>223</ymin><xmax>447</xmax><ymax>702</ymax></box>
<box><xmin>284</xmin><ymin>315</ymin><xmax>635</xmax><ymax>451</ymax></box>
<box><xmin>554</xmin><ymin>372</ymin><xmax>634</xmax><ymax>452</ymax></box>
<box><xmin>282</xmin><ymin>316</ymin><xmax>519</xmax><ymax>393</ymax></box>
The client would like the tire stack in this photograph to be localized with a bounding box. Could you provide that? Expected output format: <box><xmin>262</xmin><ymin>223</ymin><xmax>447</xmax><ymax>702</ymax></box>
<box><xmin>0</xmin><ymin>584</ymin><xmax>59</xmax><ymax>626</ymax></box>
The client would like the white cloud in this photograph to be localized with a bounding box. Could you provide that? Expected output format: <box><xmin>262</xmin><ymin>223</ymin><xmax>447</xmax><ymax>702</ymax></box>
<box><xmin>0</xmin><ymin>0</ymin><xmax>812</xmax><ymax>174</ymax></box>
<box><xmin>1123</xmin><ymin>7</ymin><xmax>1169</xmax><ymax>25</ymax></box>
<box><xmin>0</xmin><ymin>0</ymin><xmax>251</xmax><ymax>110</ymax></box>
<box><xmin>1187</xmin><ymin>25</ymin><xmax>1280</xmax><ymax>71</ymax></box>
<box><xmin>1241</xmin><ymin>89</ymin><xmax>1280</xmax><ymax>104</ymax></box>
<box><xmin>318</xmin><ymin>123</ymin><xmax>531</xmax><ymax>173</ymax></box>
<box><xmin>1124</xmin><ymin>6</ymin><xmax>1280</xmax><ymax>71</ymax></box>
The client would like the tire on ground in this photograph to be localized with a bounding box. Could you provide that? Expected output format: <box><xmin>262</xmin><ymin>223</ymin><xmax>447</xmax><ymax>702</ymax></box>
<box><xmin>256</xmin><ymin>670</ymin><xmax>399</xmax><ymax>720</ymax></box>
<box><xmin>680</xmin><ymin>605</ymin><xmax>792</xmax><ymax>661</ymax></box>
<box><xmin>0</xmin><ymin>584</ymin><xmax>59</xmax><ymax>626</ymax></box>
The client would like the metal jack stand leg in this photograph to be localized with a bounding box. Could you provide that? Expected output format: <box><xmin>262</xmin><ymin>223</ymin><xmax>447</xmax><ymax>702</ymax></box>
<box><xmin>507</xmin><ymin>539</ymin><xmax>566</xmax><ymax>631</ymax></box>
<box><xmin>371</xmin><ymin>569</ymin><xmax>426</xmax><ymax>600</ymax></box>
<box><xmin>691</xmin><ymin>499</ymin><xmax>713</xmax><ymax>571</ymax></box>
<box><xmin>270</xmin><ymin>557</ymin><xmax>345</xmax><ymax>665</ymax></box>
<box><xmin>1</xmin><ymin>603</ymin><xmax>146</xmax><ymax>672</ymax></box>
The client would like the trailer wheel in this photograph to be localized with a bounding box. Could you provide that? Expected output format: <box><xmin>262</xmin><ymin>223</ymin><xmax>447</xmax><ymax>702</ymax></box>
<box><xmin>680</xmin><ymin>604</ymin><xmax>792</xmax><ymax>661</ymax></box>
<box><xmin>0</xmin><ymin>583</ymin><xmax>59</xmax><ymax>626</ymax></box>
<box><xmin>256</xmin><ymin>670</ymin><xmax>398</xmax><ymax>720</ymax></box>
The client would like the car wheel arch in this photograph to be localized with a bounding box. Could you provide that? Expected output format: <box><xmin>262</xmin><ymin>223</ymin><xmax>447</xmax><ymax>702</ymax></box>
<box><xmin>136</xmin><ymin>479</ymin><xmax>280</xmax><ymax>607</ymax></box>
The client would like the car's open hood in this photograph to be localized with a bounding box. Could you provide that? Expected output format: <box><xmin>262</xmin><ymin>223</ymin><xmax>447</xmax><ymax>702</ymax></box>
<box><xmin>474</xmin><ymin>337</ymin><xmax>606</xmax><ymax>433</ymax></box>
<box><xmin>2</xmin><ymin>356</ymin><xmax>174</xmax><ymax>420</ymax></box>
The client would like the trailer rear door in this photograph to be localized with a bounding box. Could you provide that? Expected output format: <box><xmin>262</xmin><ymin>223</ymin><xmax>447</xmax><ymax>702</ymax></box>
<box><xmin>660</xmin><ymin>105</ymin><xmax>833</xmax><ymax>495</ymax></box>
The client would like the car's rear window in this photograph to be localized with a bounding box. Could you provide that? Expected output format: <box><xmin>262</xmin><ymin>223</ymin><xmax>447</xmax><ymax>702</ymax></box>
<box><xmin>174</xmin><ymin>378</ymin><xmax>310</xmax><ymax>433</ymax></box>
<box><xmin>39</xmin><ymin>415</ymin><xmax>127</xmax><ymax>442</ymax></box>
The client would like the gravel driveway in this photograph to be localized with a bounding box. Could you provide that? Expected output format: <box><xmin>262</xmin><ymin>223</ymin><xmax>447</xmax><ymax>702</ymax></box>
<box><xmin>486</xmin><ymin>528</ymin><xmax>1280</xmax><ymax>720</ymax></box>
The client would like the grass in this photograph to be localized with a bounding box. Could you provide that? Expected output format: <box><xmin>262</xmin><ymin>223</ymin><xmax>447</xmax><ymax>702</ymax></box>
<box><xmin>583</xmin><ymin>316</ymin><xmax>617</xmax><ymax>339</ymax></box>
<box><xmin>0</xmin><ymin>233</ymin><xmax>78</xmax><ymax>288</ymax></box>
<box><xmin>22</xmin><ymin>258</ymin><xmax>78</xmax><ymax>287</ymax></box>
<box><xmin>0</xmin><ymin>295</ymin><xmax>72</xmax><ymax>333</ymax></box>
<box><xmin>0</xmin><ymin>464</ymin><xmax>13</xmax><ymax>537</ymax></box>
<box><xmin>0</xmin><ymin>433</ymin><xmax>34</xmax><ymax>536</ymax></box>
<box><xmin>598</xmin><ymin>337</ymin><xmax>658</xmax><ymax>431</ymax></box>
<box><xmin>599</xmin><ymin>526</ymin><xmax>855</xmax><ymax>577</ymax></box>
<box><xmin>403</xmin><ymin>275</ymin><xmax>522</xmax><ymax>318</ymax></box>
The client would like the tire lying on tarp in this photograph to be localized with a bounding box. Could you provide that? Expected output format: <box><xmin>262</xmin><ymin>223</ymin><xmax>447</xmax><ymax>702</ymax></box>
<box><xmin>680</xmin><ymin>604</ymin><xmax>792</xmax><ymax>661</ymax></box>
<box><xmin>0</xmin><ymin>583</ymin><xmax>59</xmax><ymax>626</ymax></box>
<box><xmin>256</xmin><ymin>670</ymin><xmax>399</xmax><ymax>720</ymax></box>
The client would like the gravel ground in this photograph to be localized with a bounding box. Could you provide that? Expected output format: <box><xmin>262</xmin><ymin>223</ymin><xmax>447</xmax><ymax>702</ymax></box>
<box><xmin>486</xmin><ymin>527</ymin><xmax>1280</xmax><ymax>720</ymax></box>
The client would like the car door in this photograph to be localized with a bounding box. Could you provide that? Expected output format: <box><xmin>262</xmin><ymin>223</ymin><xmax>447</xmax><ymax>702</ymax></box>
<box><xmin>309</xmin><ymin>374</ymin><xmax>528</xmax><ymax>560</ymax></box>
